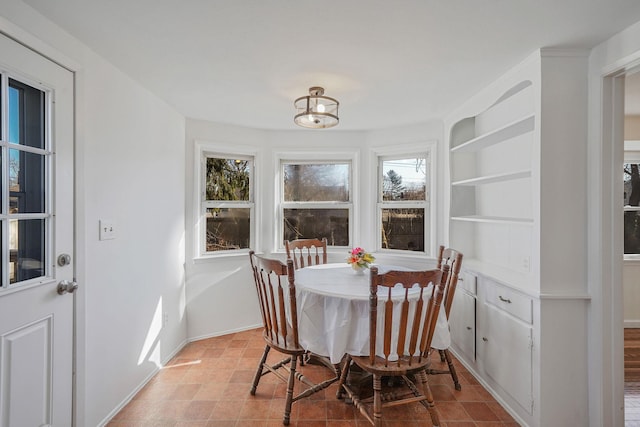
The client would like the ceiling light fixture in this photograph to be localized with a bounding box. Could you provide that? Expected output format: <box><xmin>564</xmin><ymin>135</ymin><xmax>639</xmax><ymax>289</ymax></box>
<box><xmin>294</xmin><ymin>86</ymin><xmax>339</xmax><ymax>129</ymax></box>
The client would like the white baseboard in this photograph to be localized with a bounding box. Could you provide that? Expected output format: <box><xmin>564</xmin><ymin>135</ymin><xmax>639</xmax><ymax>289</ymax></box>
<box><xmin>188</xmin><ymin>323</ymin><xmax>262</xmax><ymax>343</ymax></box>
<box><xmin>97</xmin><ymin>338</ymin><xmax>188</xmax><ymax>427</ymax></box>
<box><xmin>624</xmin><ymin>320</ymin><xmax>640</xmax><ymax>328</ymax></box>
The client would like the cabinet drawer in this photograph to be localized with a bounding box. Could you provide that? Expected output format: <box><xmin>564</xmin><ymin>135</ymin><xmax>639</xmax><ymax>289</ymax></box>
<box><xmin>458</xmin><ymin>271</ymin><xmax>477</xmax><ymax>295</ymax></box>
<box><xmin>485</xmin><ymin>282</ymin><xmax>532</xmax><ymax>324</ymax></box>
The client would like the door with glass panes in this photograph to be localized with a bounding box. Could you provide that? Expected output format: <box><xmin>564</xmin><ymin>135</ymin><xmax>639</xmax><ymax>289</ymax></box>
<box><xmin>0</xmin><ymin>34</ymin><xmax>75</xmax><ymax>427</ymax></box>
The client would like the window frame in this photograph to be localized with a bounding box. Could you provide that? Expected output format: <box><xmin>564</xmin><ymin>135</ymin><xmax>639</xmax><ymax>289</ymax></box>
<box><xmin>275</xmin><ymin>150</ymin><xmax>358</xmax><ymax>251</ymax></box>
<box><xmin>194</xmin><ymin>141</ymin><xmax>257</xmax><ymax>258</ymax></box>
<box><xmin>374</xmin><ymin>143</ymin><xmax>436</xmax><ymax>257</ymax></box>
<box><xmin>624</xmin><ymin>140</ymin><xmax>640</xmax><ymax>259</ymax></box>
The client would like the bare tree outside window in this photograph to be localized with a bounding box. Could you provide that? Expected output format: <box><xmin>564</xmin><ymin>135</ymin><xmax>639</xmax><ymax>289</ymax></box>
<box><xmin>380</xmin><ymin>157</ymin><xmax>428</xmax><ymax>251</ymax></box>
<box><xmin>282</xmin><ymin>162</ymin><xmax>351</xmax><ymax>246</ymax></box>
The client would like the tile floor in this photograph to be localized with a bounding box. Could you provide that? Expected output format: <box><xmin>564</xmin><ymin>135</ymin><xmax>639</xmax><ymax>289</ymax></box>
<box><xmin>107</xmin><ymin>328</ymin><xmax>519</xmax><ymax>426</ymax></box>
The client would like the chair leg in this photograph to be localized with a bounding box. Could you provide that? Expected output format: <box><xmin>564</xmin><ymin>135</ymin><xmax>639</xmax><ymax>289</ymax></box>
<box><xmin>336</xmin><ymin>355</ymin><xmax>352</xmax><ymax>399</ymax></box>
<box><xmin>373</xmin><ymin>374</ymin><xmax>383</xmax><ymax>427</ymax></box>
<box><xmin>417</xmin><ymin>370</ymin><xmax>441</xmax><ymax>427</ymax></box>
<box><xmin>443</xmin><ymin>349</ymin><xmax>461</xmax><ymax>391</ymax></box>
<box><xmin>282</xmin><ymin>354</ymin><xmax>298</xmax><ymax>426</ymax></box>
<box><xmin>439</xmin><ymin>349</ymin><xmax>446</xmax><ymax>362</ymax></box>
<box><xmin>250</xmin><ymin>344</ymin><xmax>270</xmax><ymax>395</ymax></box>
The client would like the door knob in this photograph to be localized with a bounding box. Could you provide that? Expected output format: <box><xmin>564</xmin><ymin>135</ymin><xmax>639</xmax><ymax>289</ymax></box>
<box><xmin>57</xmin><ymin>280</ymin><xmax>78</xmax><ymax>295</ymax></box>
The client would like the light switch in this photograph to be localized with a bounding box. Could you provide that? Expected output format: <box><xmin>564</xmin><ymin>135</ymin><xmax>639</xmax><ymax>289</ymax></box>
<box><xmin>99</xmin><ymin>220</ymin><xmax>117</xmax><ymax>240</ymax></box>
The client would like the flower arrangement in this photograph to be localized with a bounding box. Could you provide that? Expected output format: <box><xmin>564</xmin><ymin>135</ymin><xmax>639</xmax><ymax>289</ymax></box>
<box><xmin>347</xmin><ymin>247</ymin><xmax>375</xmax><ymax>270</ymax></box>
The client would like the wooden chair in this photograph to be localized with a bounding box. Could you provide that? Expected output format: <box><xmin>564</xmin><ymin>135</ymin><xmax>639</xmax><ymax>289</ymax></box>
<box><xmin>248</xmin><ymin>251</ymin><xmax>339</xmax><ymax>425</ymax></box>
<box><xmin>336</xmin><ymin>264</ymin><xmax>450</xmax><ymax>427</ymax></box>
<box><xmin>426</xmin><ymin>245</ymin><xmax>464</xmax><ymax>390</ymax></box>
<box><xmin>285</xmin><ymin>237</ymin><xmax>328</xmax><ymax>269</ymax></box>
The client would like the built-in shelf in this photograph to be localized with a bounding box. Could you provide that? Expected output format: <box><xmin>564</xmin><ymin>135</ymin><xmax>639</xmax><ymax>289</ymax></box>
<box><xmin>452</xmin><ymin>170</ymin><xmax>531</xmax><ymax>186</ymax></box>
<box><xmin>450</xmin><ymin>114</ymin><xmax>535</xmax><ymax>153</ymax></box>
<box><xmin>451</xmin><ymin>215</ymin><xmax>534</xmax><ymax>225</ymax></box>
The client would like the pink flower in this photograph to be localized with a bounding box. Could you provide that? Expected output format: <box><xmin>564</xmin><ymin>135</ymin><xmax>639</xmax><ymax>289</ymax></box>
<box><xmin>351</xmin><ymin>247</ymin><xmax>362</xmax><ymax>255</ymax></box>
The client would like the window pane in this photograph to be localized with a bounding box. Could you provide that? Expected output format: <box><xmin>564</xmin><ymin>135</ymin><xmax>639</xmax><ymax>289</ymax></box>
<box><xmin>10</xmin><ymin>219</ymin><xmax>45</xmax><ymax>284</ymax></box>
<box><xmin>8</xmin><ymin>79</ymin><xmax>45</xmax><ymax>149</ymax></box>
<box><xmin>9</xmin><ymin>149</ymin><xmax>45</xmax><ymax>214</ymax></box>
<box><xmin>381</xmin><ymin>208</ymin><xmax>424</xmax><ymax>251</ymax></box>
<box><xmin>382</xmin><ymin>158</ymin><xmax>426</xmax><ymax>201</ymax></box>
<box><xmin>284</xmin><ymin>208</ymin><xmax>349</xmax><ymax>246</ymax></box>
<box><xmin>206</xmin><ymin>158</ymin><xmax>251</xmax><ymax>201</ymax></box>
<box><xmin>625</xmin><ymin>163</ymin><xmax>640</xmax><ymax>254</ymax></box>
<box><xmin>625</xmin><ymin>211</ymin><xmax>640</xmax><ymax>254</ymax></box>
<box><xmin>0</xmin><ymin>151</ymin><xmax>3</xmax><ymax>212</ymax></box>
<box><xmin>284</xmin><ymin>163</ymin><xmax>350</xmax><ymax>202</ymax></box>
<box><xmin>206</xmin><ymin>208</ymin><xmax>250</xmax><ymax>251</ymax></box>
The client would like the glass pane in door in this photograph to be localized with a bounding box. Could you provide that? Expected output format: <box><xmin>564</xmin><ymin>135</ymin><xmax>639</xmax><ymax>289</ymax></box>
<box><xmin>3</xmin><ymin>78</ymin><xmax>48</xmax><ymax>286</ymax></box>
<box><xmin>8</xmin><ymin>79</ymin><xmax>45</xmax><ymax>149</ymax></box>
<box><xmin>10</xmin><ymin>219</ymin><xmax>45</xmax><ymax>283</ymax></box>
<box><xmin>9</xmin><ymin>149</ymin><xmax>45</xmax><ymax>214</ymax></box>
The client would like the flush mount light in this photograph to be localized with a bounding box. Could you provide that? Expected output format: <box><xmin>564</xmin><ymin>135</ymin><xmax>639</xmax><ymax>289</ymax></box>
<box><xmin>294</xmin><ymin>86</ymin><xmax>339</xmax><ymax>129</ymax></box>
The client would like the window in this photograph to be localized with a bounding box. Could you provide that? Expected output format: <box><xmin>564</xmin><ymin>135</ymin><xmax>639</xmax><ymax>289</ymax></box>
<box><xmin>3</xmin><ymin>77</ymin><xmax>49</xmax><ymax>285</ymax></box>
<box><xmin>378</xmin><ymin>154</ymin><xmax>430</xmax><ymax>253</ymax></box>
<box><xmin>625</xmin><ymin>161</ymin><xmax>640</xmax><ymax>255</ymax></box>
<box><xmin>197</xmin><ymin>147</ymin><xmax>255</xmax><ymax>255</ymax></box>
<box><xmin>280</xmin><ymin>161</ymin><xmax>352</xmax><ymax>247</ymax></box>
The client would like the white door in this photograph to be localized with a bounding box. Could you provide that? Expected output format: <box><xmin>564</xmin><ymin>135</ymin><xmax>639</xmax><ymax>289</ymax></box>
<box><xmin>0</xmin><ymin>34</ymin><xmax>75</xmax><ymax>427</ymax></box>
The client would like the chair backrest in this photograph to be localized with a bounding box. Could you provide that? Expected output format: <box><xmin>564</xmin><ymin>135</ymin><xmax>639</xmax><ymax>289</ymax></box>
<box><xmin>285</xmin><ymin>237</ymin><xmax>328</xmax><ymax>269</ymax></box>
<box><xmin>368</xmin><ymin>264</ymin><xmax>450</xmax><ymax>367</ymax></box>
<box><xmin>436</xmin><ymin>245</ymin><xmax>464</xmax><ymax>319</ymax></box>
<box><xmin>249</xmin><ymin>251</ymin><xmax>300</xmax><ymax>351</ymax></box>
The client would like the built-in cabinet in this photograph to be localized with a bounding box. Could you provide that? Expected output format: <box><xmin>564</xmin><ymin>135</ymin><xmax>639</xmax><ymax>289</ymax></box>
<box><xmin>450</xmin><ymin>272</ymin><xmax>534</xmax><ymax>416</ymax></box>
<box><xmin>448</xmin><ymin>271</ymin><xmax>476</xmax><ymax>361</ymax></box>
<box><xmin>478</xmin><ymin>276</ymin><xmax>533</xmax><ymax>414</ymax></box>
<box><xmin>445</xmin><ymin>49</ymin><xmax>590</xmax><ymax>427</ymax></box>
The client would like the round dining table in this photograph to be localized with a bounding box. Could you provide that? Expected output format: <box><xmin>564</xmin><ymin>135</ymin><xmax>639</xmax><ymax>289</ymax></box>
<box><xmin>294</xmin><ymin>263</ymin><xmax>451</xmax><ymax>364</ymax></box>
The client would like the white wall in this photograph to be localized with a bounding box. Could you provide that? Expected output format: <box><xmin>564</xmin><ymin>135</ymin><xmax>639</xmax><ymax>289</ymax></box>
<box><xmin>626</xmin><ymin>115</ymin><xmax>640</xmax><ymax>139</ymax></box>
<box><xmin>588</xmin><ymin>18</ymin><xmax>640</xmax><ymax>427</ymax></box>
<box><xmin>81</xmin><ymin>52</ymin><xmax>186</xmax><ymax>427</ymax></box>
<box><xmin>0</xmin><ymin>3</ymin><xmax>187</xmax><ymax>426</ymax></box>
<box><xmin>184</xmin><ymin>119</ymin><xmax>443</xmax><ymax>340</ymax></box>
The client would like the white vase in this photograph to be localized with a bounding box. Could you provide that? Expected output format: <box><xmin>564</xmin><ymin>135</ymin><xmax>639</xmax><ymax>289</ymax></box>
<box><xmin>352</xmin><ymin>265</ymin><xmax>365</xmax><ymax>275</ymax></box>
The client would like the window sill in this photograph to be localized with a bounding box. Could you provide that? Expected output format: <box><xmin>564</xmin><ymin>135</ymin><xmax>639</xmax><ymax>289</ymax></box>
<box><xmin>192</xmin><ymin>250</ymin><xmax>253</xmax><ymax>264</ymax></box>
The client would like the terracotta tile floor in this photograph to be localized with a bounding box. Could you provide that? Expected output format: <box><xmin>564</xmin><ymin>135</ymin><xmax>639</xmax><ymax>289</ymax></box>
<box><xmin>107</xmin><ymin>328</ymin><xmax>520</xmax><ymax>426</ymax></box>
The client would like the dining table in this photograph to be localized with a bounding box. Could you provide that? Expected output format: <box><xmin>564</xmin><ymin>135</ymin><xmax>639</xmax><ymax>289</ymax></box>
<box><xmin>295</xmin><ymin>263</ymin><xmax>451</xmax><ymax>364</ymax></box>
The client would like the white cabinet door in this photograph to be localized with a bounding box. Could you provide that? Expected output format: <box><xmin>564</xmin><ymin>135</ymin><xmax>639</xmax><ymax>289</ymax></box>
<box><xmin>449</xmin><ymin>290</ymin><xmax>476</xmax><ymax>362</ymax></box>
<box><xmin>479</xmin><ymin>303</ymin><xmax>533</xmax><ymax>414</ymax></box>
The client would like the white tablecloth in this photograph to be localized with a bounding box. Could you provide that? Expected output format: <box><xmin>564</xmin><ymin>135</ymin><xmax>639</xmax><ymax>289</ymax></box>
<box><xmin>295</xmin><ymin>263</ymin><xmax>451</xmax><ymax>364</ymax></box>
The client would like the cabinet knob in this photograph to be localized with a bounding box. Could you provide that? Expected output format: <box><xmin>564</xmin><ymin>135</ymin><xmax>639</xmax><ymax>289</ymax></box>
<box><xmin>482</xmin><ymin>337</ymin><xmax>488</xmax><ymax>342</ymax></box>
<box><xmin>458</xmin><ymin>276</ymin><xmax>464</xmax><ymax>282</ymax></box>
<box><xmin>498</xmin><ymin>295</ymin><xmax>512</xmax><ymax>303</ymax></box>
<box><xmin>466</xmin><ymin>326</ymin><xmax>472</xmax><ymax>330</ymax></box>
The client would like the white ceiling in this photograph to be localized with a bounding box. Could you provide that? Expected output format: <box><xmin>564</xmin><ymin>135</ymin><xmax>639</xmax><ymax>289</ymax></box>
<box><xmin>22</xmin><ymin>0</ymin><xmax>640</xmax><ymax>130</ymax></box>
